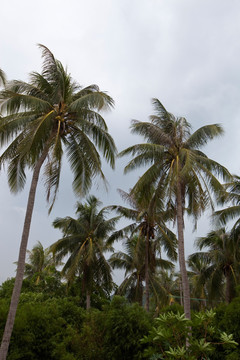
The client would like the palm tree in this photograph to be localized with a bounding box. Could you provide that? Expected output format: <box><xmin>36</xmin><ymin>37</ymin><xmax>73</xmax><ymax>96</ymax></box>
<box><xmin>110</xmin><ymin>234</ymin><xmax>174</xmax><ymax>307</ymax></box>
<box><xmin>110</xmin><ymin>235</ymin><xmax>145</xmax><ymax>305</ymax></box>
<box><xmin>153</xmin><ymin>270</ymin><xmax>182</xmax><ymax>309</ymax></box>
<box><xmin>0</xmin><ymin>45</ymin><xmax>116</xmax><ymax>359</ymax></box>
<box><xmin>120</xmin><ymin>99</ymin><xmax>231</xmax><ymax>319</ymax></box>
<box><xmin>188</xmin><ymin>255</ymin><xmax>213</xmax><ymax>309</ymax></box>
<box><xmin>24</xmin><ymin>241</ymin><xmax>57</xmax><ymax>285</ymax></box>
<box><xmin>108</xmin><ymin>188</ymin><xmax>177</xmax><ymax>311</ymax></box>
<box><xmin>50</xmin><ymin>195</ymin><xmax>119</xmax><ymax>309</ymax></box>
<box><xmin>189</xmin><ymin>228</ymin><xmax>240</xmax><ymax>304</ymax></box>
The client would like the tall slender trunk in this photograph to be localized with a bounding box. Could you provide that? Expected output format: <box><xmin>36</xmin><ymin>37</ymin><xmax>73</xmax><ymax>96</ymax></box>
<box><xmin>225</xmin><ymin>270</ymin><xmax>231</xmax><ymax>304</ymax></box>
<box><xmin>86</xmin><ymin>291</ymin><xmax>91</xmax><ymax>310</ymax></box>
<box><xmin>0</xmin><ymin>148</ymin><xmax>49</xmax><ymax>360</ymax></box>
<box><xmin>137</xmin><ymin>274</ymin><xmax>143</xmax><ymax>306</ymax></box>
<box><xmin>201</xmin><ymin>287</ymin><xmax>207</xmax><ymax>309</ymax></box>
<box><xmin>176</xmin><ymin>180</ymin><xmax>191</xmax><ymax>320</ymax></box>
<box><xmin>145</xmin><ymin>233</ymin><xmax>150</xmax><ymax>312</ymax></box>
<box><xmin>179</xmin><ymin>277</ymin><xmax>183</xmax><ymax>306</ymax></box>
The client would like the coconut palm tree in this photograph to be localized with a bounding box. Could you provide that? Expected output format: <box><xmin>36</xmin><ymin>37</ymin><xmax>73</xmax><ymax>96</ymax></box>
<box><xmin>120</xmin><ymin>99</ymin><xmax>231</xmax><ymax>319</ymax></box>
<box><xmin>189</xmin><ymin>228</ymin><xmax>240</xmax><ymax>304</ymax></box>
<box><xmin>187</xmin><ymin>255</ymin><xmax>213</xmax><ymax>309</ymax></box>
<box><xmin>0</xmin><ymin>45</ymin><xmax>116</xmax><ymax>359</ymax></box>
<box><xmin>50</xmin><ymin>195</ymin><xmax>119</xmax><ymax>309</ymax></box>
<box><xmin>24</xmin><ymin>241</ymin><xmax>56</xmax><ymax>285</ymax></box>
<box><xmin>110</xmin><ymin>234</ymin><xmax>145</xmax><ymax>305</ymax></box>
<box><xmin>110</xmin><ymin>234</ymin><xmax>174</xmax><ymax>307</ymax></box>
<box><xmin>108</xmin><ymin>188</ymin><xmax>177</xmax><ymax>311</ymax></box>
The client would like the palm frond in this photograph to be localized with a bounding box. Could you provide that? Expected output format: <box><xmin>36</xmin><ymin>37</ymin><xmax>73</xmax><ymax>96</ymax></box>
<box><xmin>185</xmin><ymin>124</ymin><xmax>224</xmax><ymax>149</ymax></box>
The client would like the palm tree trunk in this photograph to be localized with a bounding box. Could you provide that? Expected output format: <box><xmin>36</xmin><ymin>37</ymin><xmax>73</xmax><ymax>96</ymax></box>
<box><xmin>0</xmin><ymin>147</ymin><xmax>49</xmax><ymax>360</ymax></box>
<box><xmin>176</xmin><ymin>180</ymin><xmax>191</xmax><ymax>320</ymax></box>
<box><xmin>136</xmin><ymin>274</ymin><xmax>143</xmax><ymax>306</ymax></box>
<box><xmin>225</xmin><ymin>270</ymin><xmax>231</xmax><ymax>304</ymax></box>
<box><xmin>145</xmin><ymin>233</ymin><xmax>150</xmax><ymax>312</ymax></box>
<box><xmin>86</xmin><ymin>291</ymin><xmax>91</xmax><ymax>310</ymax></box>
<box><xmin>179</xmin><ymin>277</ymin><xmax>183</xmax><ymax>306</ymax></box>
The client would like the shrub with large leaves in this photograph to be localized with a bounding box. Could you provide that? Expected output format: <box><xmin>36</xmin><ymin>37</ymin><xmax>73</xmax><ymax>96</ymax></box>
<box><xmin>142</xmin><ymin>309</ymin><xmax>237</xmax><ymax>359</ymax></box>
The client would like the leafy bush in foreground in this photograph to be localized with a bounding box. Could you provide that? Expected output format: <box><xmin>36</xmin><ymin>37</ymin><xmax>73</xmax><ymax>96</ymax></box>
<box><xmin>0</xmin><ymin>296</ymin><xmax>151</xmax><ymax>359</ymax></box>
<box><xmin>142</xmin><ymin>309</ymin><xmax>237</xmax><ymax>359</ymax></box>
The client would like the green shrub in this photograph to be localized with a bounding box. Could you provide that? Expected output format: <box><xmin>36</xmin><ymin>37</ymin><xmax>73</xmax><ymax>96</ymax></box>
<box><xmin>0</xmin><ymin>297</ymin><xmax>85</xmax><ymax>360</ymax></box>
<box><xmin>142</xmin><ymin>309</ymin><xmax>238</xmax><ymax>359</ymax></box>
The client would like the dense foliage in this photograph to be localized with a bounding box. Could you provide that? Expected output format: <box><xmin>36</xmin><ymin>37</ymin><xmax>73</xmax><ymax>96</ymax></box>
<box><xmin>0</xmin><ymin>294</ymin><xmax>151</xmax><ymax>360</ymax></box>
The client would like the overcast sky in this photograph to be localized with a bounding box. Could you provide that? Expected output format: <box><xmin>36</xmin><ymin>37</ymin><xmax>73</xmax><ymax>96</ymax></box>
<box><xmin>1</xmin><ymin>0</ymin><xmax>240</xmax><ymax>284</ymax></box>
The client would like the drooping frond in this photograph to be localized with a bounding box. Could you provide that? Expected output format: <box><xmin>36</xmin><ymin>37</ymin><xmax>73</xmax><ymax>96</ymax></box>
<box><xmin>0</xmin><ymin>82</ymin><xmax>52</xmax><ymax>114</ymax></box>
<box><xmin>70</xmin><ymin>88</ymin><xmax>114</xmax><ymax>112</ymax></box>
<box><xmin>130</xmin><ymin>120</ymin><xmax>173</xmax><ymax>146</ymax></box>
<box><xmin>66</xmin><ymin>132</ymin><xmax>104</xmax><ymax>196</ymax></box>
<box><xmin>0</xmin><ymin>69</ymin><xmax>6</xmax><ymax>87</ymax></box>
<box><xmin>185</xmin><ymin>124</ymin><xmax>224</xmax><ymax>149</ymax></box>
<box><xmin>150</xmin><ymin>98</ymin><xmax>173</xmax><ymax>124</ymax></box>
<box><xmin>38</xmin><ymin>44</ymin><xmax>59</xmax><ymax>84</ymax></box>
<box><xmin>214</xmin><ymin>206</ymin><xmax>240</xmax><ymax>227</ymax></box>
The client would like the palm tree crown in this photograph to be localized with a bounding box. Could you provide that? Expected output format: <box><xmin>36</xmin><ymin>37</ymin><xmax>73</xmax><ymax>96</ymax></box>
<box><xmin>0</xmin><ymin>44</ymin><xmax>116</xmax><ymax>210</ymax></box>
<box><xmin>24</xmin><ymin>241</ymin><xmax>56</xmax><ymax>285</ymax></box>
<box><xmin>121</xmin><ymin>99</ymin><xmax>230</xmax><ymax>220</ymax></box>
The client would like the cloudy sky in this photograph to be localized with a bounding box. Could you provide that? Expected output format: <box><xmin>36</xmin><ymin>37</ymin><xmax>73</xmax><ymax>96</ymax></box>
<box><xmin>1</xmin><ymin>0</ymin><xmax>240</xmax><ymax>284</ymax></box>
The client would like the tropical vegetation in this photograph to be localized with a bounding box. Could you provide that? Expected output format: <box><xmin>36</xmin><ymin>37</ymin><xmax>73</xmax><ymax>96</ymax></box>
<box><xmin>1</xmin><ymin>46</ymin><xmax>240</xmax><ymax>359</ymax></box>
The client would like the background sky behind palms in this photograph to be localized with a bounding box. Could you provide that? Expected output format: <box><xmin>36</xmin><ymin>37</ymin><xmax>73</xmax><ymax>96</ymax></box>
<box><xmin>1</xmin><ymin>0</ymin><xmax>240</xmax><ymax>284</ymax></box>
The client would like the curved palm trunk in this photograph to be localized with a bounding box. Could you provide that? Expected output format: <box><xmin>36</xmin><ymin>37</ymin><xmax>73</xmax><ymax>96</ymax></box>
<box><xmin>145</xmin><ymin>233</ymin><xmax>150</xmax><ymax>312</ymax></box>
<box><xmin>176</xmin><ymin>180</ymin><xmax>191</xmax><ymax>320</ymax></box>
<box><xmin>0</xmin><ymin>148</ymin><xmax>49</xmax><ymax>360</ymax></box>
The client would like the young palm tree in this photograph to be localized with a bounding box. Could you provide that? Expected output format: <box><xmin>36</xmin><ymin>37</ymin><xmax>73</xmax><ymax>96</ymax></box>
<box><xmin>188</xmin><ymin>255</ymin><xmax>213</xmax><ymax>309</ymax></box>
<box><xmin>109</xmin><ymin>234</ymin><xmax>174</xmax><ymax>307</ymax></box>
<box><xmin>110</xmin><ymin>235</ymin><xmax>146</xmax><ymax>305</ymax></box>
<box><xmin>120</xmin><ymin>99</ymin><xmax>231</xmax><ymax>319</ymax></box>
<box><xmin>154</xmin><ymin>270</ymin><xmax>185</xmax><ymax>307</ymax></box>
<box><xmin>108</xmin><ymin>188</ymin><xmax>177</xmax><ymax>311</ymax></box>
<box><xmin>24</xmin><ymin>241</ymin><xmax>56</xmax><ymax>285</ymax></box>
<box><xmin>50</xmin><ymin>195</ymin><xmax>119</xmax><ymax>309</ymax></box>
<box><xmin>0</xmin><ymin>46</ymin><xmax>116</xmax><ymax>358</ymax></box>
<box><xmin>189</xmin><ymin>228</ymin><xmax>240</xmax><ymax>304</ymax></box>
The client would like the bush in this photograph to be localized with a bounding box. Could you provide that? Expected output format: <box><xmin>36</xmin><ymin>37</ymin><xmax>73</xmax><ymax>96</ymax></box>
<box><xmin>213</xmin><ymin>298</ymin><xmax>240</xmax><ymax>359</ymax></box>
<box><xmin>0</xmin><ymin>295</ymin><xmax>152</xmax><ymax>359</ymax></box>
<box><xmin>103</xmin><ymin>296</ymin><xmax>152</xmax><ymax>360</ymax></box>
<box><xmin>0</xmin><ymin>297</ymin><xmax>85</xmax><ymax>360</ymax></box>
<box><xmin>142</xmin><ymin>309</ymin><xmax>238</xmax><ymax>359</ymax></box>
